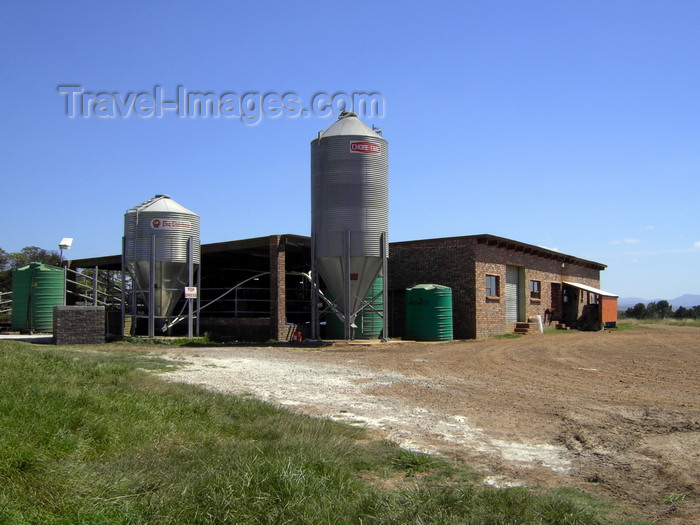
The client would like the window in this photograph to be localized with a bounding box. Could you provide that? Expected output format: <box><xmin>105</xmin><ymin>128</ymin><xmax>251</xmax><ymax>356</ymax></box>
<box><xmin>530</xmin><ymin>280</ymin><xmax>541</xmax><ymax>299</ymax></box>
<box><xmin>485</xmin><ymin>275</ymin><xmax>499</xmax><ymax>297</ymax></box>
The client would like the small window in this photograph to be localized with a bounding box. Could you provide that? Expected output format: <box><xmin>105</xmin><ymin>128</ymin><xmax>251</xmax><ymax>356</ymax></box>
<box><xmin>530</xmin><ymin>280</ymin><xmax>541</xmax><ymax>299</ymax></box>
<box><xmin>485</xmin><ymin>275</ymin><xmax>499</xmax><ymax>297</ymax></box>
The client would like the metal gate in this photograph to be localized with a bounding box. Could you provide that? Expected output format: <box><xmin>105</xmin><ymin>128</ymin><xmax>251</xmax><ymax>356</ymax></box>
<box><xmin>505</xmin><ymin>265</ymin><xmax>520</xmax><ymax>322</ymax></box>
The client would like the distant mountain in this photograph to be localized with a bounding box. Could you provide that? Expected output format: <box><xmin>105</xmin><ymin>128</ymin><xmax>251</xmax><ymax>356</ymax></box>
<box><xmin>618</xmin><ymin>297</ymin><xmax>648</xmax><ymax>309</ymax></box>
<box><xmin>668</xmin><ymin>294</ymin><xmax>700</xmax><ymax>308</ymax></box>
<box><xmin>618</xmin><ymin>294</ymin><xmax>700</xmax><ymax>310</ymax></box>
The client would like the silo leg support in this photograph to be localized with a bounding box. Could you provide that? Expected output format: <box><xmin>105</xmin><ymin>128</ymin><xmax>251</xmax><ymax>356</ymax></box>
<box><xmin>344</xmin><ymin>230</ymin><xmax>352</xmax><ymax>341</ymax></box>
<box><xmin>381</xmin><ymin>231</ymin><xmax>389</xmax><ymax>342</ymax></box>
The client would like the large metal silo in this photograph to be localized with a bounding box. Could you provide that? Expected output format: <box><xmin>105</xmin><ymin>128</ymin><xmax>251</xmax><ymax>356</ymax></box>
<box><xmin>310</xmin><ymin>112</ymin><xmax>388</xmax><ymax>340</ymax></box>
<box><xmin>123</xmin><ymin>194</ymin><xmax>200</xmax><ymax>335</ymax></box>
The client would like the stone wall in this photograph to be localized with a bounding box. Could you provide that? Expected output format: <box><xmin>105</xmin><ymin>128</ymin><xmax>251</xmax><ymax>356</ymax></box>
<box><xmin>53</xmin><ymin>306</ymin><xmax>105</xmax><ymax>345</ymax></box>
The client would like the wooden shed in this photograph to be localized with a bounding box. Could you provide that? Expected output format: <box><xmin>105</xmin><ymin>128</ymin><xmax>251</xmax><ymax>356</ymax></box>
<box><xmin>563</xmin><ymin>281</ymin><xmax>619</xmax><ymax>329</ymax></box>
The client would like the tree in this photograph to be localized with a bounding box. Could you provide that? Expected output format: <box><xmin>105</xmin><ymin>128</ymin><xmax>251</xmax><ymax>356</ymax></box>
<box><xmin>8</xmin><ymin>246</ymin><xmax>60</xmax><ymax>269</ymax></box>
<box><xmin>626</xmin><ymin>303</ymin><xmax>647</xmax><ymax>319</ymax></box>
<box><xmin>0</xmin><ymin>246</ymin><xmax>61</xmax><ymax>293</ymax></box>
<box><xmin>653</xmin><ymin>300</ymin><xmax>673</xmax><ymax>319</ymax></box>
<box><xmin>674</xmin><ymin>306</ymin><xmax>690</xmax><ymax>319</ymax></box>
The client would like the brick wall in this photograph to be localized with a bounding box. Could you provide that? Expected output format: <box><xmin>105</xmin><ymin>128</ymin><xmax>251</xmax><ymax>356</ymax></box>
<box><xmin>471</xmin><ymin>243</ymin><xmax>598</xmax><ymax>337</ymax></box>
<box><xmin>53</xmin><ymin>306</ymin><xmax>105</xmax><ymax>345</ymax></box>
<box><xmin>389</xmin><ymin>236</ymin><xmax>603</xmax><ymax>339</ymax></box>
<box><xmin>389</xmin><ymin>238</ymin><xmax>475</xmax><ymax>339</ymax></box>
<box><xmin>269</xmin><ymin>235</ymin><xmax>287</xmax><ymax>341</ymax></box>
<box><xmin>198</xmin><ymin>317</ymin><xmax>304</xmax><ymax>342</ymax></box>
<box><xmin>199</xmin><ymin>317</ymin><xmax>271</xmax><ymax>341</ymax></box>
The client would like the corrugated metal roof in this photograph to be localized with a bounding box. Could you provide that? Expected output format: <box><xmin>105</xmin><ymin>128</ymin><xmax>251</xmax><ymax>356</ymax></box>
<box><xmin>126</xmin><ymin>194</ymin><xmax>199</xmax><ymax>216</ymax></box>
<box><xmin>563</xmin><ymin>281</ymin><xmax>618</xmax><ymax>298</ymax></box>
<box><xmin>318</xmin><ymin>112</ymin><xmax>381</xmax><ymax>139</ymax></box>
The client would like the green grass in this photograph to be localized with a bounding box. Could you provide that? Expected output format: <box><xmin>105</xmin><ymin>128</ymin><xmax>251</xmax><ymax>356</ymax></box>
<box><xmin>663</xmin><ymin>491</ymin><xmax>687</xmax><ymax>505</ymax></box>
<box><xmin>616</xmin><ymin>318</ymin><xmax>700</xmax><ymax>328</ymax></box>
<box><xmin>543</xmin><ymin>328</ymin><xmax>578</xmax><ymax>335</ymax></box>
<box><xmin>0</xmin><ymin>340</ymin><xmax>642</xmax><ymax>524</ymax></box>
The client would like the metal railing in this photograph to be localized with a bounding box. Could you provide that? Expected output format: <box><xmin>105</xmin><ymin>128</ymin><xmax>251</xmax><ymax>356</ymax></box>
<box><xmin>162</xmin><ymin>271</ymin><xmax>315</xmax><ymax>331</ymax></box>
<box><xmin>0</xmin><ymin>291</ymin><xmax>12</xmax><ymax>317</ymax></box>
<box><xmin>65</xmin><ymin>267</ymin><xmax>124</xmax><ymax>308</ymax></box>
<box><xmin>1</xmin><ymin>267</ymin><xmax>318</xmax><ymax>335</ymax></box>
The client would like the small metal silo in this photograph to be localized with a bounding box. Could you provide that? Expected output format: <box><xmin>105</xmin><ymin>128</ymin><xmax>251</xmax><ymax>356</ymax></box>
<box><xmin>123</xmin><ymin>194</ymin><xmax>200</xmax><ymax>335</ymax></box>
<box><xmin>310</xmin><ymin>112</ymin><xmax>388</xmax><ymax>340</ymax></box>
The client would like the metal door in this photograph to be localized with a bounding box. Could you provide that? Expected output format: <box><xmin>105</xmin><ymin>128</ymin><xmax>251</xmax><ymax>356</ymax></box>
<box><xmin>506</xmin><ymin>265</ymin><xmax>520</xmax><ymax>322</ymax></box>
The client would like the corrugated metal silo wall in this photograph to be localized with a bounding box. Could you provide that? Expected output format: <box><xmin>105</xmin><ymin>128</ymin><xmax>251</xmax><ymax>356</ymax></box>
<box><xmin>311</xmin><ymin>134</ymin><xmax>388</xmax><ymax>258</ymax></box>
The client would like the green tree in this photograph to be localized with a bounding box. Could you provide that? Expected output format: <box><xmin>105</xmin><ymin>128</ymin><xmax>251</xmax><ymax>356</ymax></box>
<box><xmin>654</xmin><ymin>300</ymin><xmax>673</xmax><ymax>319</ymax></box>
<box><xmin>0</xmin><ymin>246</ymin><xmax>61</xmax><ymax>293</ymax></box>
<box><xmin>674</xmin><ymin>306</ymin><xmax>690</xmax><ymax>319</ymax></box>
<box><xmin>626</xmin><ymin>302</ymin><xmax>647</xmax><ymax>319</ymax></box>
<box><xmin>8</xmin><ymin>246</ymin><xmax>60</xmax><ymax>269</ymax></box>
<box><xmin>646</xmin><ymin>301</ymin><xmax>657</xmax><ymax>319</ymax></box>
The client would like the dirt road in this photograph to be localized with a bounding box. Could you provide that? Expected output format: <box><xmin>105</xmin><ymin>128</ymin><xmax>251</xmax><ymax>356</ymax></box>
<box><xmin>159</xmin><ymin>326</ymin><xmax>699</xmax><ymax>524</ymax></box>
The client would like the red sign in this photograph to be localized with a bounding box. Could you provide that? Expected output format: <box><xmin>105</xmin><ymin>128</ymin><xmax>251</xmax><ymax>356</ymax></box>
<box><xmin>350</xmin><ymin>141</ymin><xmax>381</xmax><ymax>154</ymax></box>
<box><xmin>184</xmin><ymin>286</ymin><xmax>197</xmax><ymax>299</ymax></box>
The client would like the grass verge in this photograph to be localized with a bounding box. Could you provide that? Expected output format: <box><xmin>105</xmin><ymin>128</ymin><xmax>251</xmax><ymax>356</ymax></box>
<box><xmin>616</xmin><ymin>318</ymin><xmax>700</xmax><ymax>328</ymax></box>
<box><xmin>0</xmin><ymin>340</ymin><xmax>643</xmax><ymax>524</ymax></box>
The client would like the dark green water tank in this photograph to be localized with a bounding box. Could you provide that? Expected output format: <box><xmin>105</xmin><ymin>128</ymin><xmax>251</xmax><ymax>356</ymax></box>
<box><xmin>405</xmin><ymin>284</ymin><xmax>453</xmax><ymax>341</ymax></box>
<box><xmin>326</xmin><ymin>275</ymin><xmax>384</xmax><ymax>339</ymax></box>
<box><xmin>11</xmin><ymin>262</ymin><xmax>65</xmax><ymax>333</ymax></box>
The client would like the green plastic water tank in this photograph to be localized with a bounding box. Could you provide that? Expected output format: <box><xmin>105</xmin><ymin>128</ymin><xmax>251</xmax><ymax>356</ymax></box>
<box><xmin>326</xmin><ymin>275</ymin><xmax>384</xmax><ymax>339</ymax></box>
<box><xmin>11</xmin><ymin>262</ymin><xmax>65</xmax><ymax>333</ymax></box>
<box><xmin>405</xmin><ymin>284</ymin><xmax>453</xmax><ymax>341</ymax></box>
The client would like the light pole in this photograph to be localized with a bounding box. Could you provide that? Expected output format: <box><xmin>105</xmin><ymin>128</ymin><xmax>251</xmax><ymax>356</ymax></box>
<box><xmin>59</xmin><ymin>238</ymin><xmax>73</xmax><ymax>266</ymax></box>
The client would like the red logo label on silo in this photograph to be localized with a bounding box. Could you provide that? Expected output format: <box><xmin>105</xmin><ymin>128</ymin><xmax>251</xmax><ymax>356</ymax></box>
<box><xmin>150</xmin><ymin>218</ymin><xmax>192</xmax><ymax>229</ymax></box>
<box><xmin>350</xmin><ymin>141</ymin><xmax>381</xmax><ymax>154</ymax></box>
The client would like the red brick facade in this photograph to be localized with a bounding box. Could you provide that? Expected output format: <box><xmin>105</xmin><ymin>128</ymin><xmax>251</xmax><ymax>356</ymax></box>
<box><xmin>388</xmin><ymin>235</ymin><xmax>604</xmax><ymax>339</ymax></box>
<box><xmin>269</xmin><ymin>235</ymin><xmax>287</xmax><ymax>341</ymax></box>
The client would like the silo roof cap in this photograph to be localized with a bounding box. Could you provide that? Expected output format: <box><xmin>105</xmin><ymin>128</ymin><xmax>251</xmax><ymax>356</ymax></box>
<box><xmin>317</xmin><ymin>112</ymin><xmax>382</xmax><ymax>139</ymax></box>
<box><xmin>127</xmin><ymin>194</ymin><xmax>199</xmax><ymax>216</ymax></box>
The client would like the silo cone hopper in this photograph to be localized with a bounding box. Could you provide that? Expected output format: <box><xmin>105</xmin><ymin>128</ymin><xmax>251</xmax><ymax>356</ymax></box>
<box><xmin>127</xmin><ymin>260</ymin><xmax>190</xmax><ymax>319</ymax></box>
<box><xmin>314</xmin><ymin>241</ymin><xmax>385</xmax><ymax>329</ymax></box>
<box><xmin>310</xmin><ymin>112</ymin><xmax>389</xmax><ymax>340</ymax></box>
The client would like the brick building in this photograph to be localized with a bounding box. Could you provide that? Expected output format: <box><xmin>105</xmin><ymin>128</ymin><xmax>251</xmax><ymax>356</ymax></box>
<box><xmin>388</xmin><ymin>234</ymin><xmax>608</xmax><ymax>339</ymax></box>
<box><xmin>70</xmin><ymin>233</ymin><xmax>612</xmax><ymax>341</ymax></box>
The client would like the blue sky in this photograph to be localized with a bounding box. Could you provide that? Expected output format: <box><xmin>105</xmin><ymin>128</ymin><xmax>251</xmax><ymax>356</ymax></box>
<box><xmin>1</xmin><ymin>0</ymin><xmax>698</xmax><ymax>300</ymax></box>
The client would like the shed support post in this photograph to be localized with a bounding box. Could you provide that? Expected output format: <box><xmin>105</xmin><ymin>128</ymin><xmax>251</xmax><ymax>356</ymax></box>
<box><xmin>121</xmin><ymin>237</ymin><xmax>126</xmax><ymax>337</ymax></box>
<box><xmin>187</xmin><ymin>236</ymin><xmax>193</xmax><ymax>339</ymax></box>
<box><xmin>381</xmin><ymin>231</ymin><xmax>389</xmax><ymax>342</ymax></box>
<box><xmin>148</xmin><ymin>234</ymin><xmax>155</xmax><ymax>338</ymax></box>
